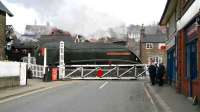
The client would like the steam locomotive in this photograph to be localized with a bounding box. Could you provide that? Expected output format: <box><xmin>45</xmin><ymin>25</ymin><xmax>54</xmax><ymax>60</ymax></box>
<box><xmin>6</xmin><ymin>35</ymin><xmax>142</xmax><ymax>65</ymax></box>
<box><xmin>36</xmin><ymin>42</ymin><xmax>142</xmax><ymax>66</ymax></box>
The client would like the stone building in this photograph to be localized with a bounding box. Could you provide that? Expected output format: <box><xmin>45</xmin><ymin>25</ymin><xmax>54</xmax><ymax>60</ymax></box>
<box><xmin>0</xmin><ymin>1</ymin><xmax>13</xmax><ymax>60</ymax></box>
<box><xmin>140</xmin><ymin>27</ymin><xmax>167</xmax><ymax>65</ymax></box>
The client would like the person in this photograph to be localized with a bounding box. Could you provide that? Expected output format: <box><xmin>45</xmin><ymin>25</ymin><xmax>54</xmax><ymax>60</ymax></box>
<box><xmin>148</xmin><ymin>63</ymin><xmax>156</xmax><ymax>85</ymax></box>
<box><xmin>97</xmin><ymin>68</ymin><xmax>103</xmax><ymax>78</ymax></box>
<box><xmin>154</xmin><ymin>63</ymin><xmax>159</xmax><ymax>84</ymax></box>
<box><xmin>27</xmin><ymin>67</ymin><xmax>33</xmax><ymax>79</ymax></box>
<box><xmin>157</xmin><ymin>63</ymin><xmax>166</xmax><ymax>86</ymax></box>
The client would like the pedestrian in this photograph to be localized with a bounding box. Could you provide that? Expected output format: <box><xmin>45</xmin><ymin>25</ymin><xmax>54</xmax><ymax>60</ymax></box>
<box><xmin>97</xmin><ymin>68</ymin><xmax>103</xmax><ymax>78</ymax></box>
<box><xmin>157</xmin><ymin>63</ymin><xmax>166</xmax><ymax>86</ymax></box>
<box><xmin>154</xmin><ymin>62</ymin><xmax>159</xmax><ymax>84</ymax></box>
<box><xmin>27</xmin><ymin>67</ymin><xmax>33</xmax><ymax>79</ymax></box>
<box><xmin>148</xmin><ymin>62</ymin><xmax>156</xmax><ymax>85</ymax></box>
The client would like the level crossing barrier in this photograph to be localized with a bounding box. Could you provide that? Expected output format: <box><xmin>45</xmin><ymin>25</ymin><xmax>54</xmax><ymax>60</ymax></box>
<box><xmin>64</xmin><ymin>64</ymin><xmax>148</xmax><ymax>80</ymax></box>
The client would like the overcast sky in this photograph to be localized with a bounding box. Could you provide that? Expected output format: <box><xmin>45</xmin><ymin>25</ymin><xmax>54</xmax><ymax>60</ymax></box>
<box><xmin>2</xmin><ymin>0</ymin><xmax>167</xmax><ymax>35</ymax></box>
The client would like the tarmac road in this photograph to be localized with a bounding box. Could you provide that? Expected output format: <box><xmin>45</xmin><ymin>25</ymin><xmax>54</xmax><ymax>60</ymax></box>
<box><xmin>0</xmin><ymin>80</ymin><xmax>157</xmax><ymax>112</ymax></box>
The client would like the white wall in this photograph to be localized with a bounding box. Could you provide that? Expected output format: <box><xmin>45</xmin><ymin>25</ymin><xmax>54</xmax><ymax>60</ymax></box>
<box><xmin>0</xmin><ymin>62</ymin><xmax>20</xmax><ymax>77</ymax></box>
<box><xmin>20</xmin><ymin>63</ymin><xmax>27</xmax><ymax>86</ymax></box>
<box><xmin>0</xmin><ymin>61</ymin><xmax>27</xmax><ymax>86</ymax></box>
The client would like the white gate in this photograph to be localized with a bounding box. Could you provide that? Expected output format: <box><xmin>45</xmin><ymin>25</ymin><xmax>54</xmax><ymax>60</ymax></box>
<box><xmin>22</xmin><ymin>57</ymin><xmax>44</xmax><ymax>78</ymax></box>
<box><xmin>29</xmin><ymin>64</ymin><xmax>44</xmax><ymax>78</ymax></box>
<box><xmin>63</xmin><ymin>64</ymin><xmax>148</xmax><ymax>80</ymax></box>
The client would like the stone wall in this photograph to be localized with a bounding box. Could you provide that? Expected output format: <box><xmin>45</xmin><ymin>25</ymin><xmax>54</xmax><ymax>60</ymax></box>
<box><xmin>141</xmin><ymin>43</ymin><xmax>167</xmax><ymax>65</ymax></box>
<box><xmin>0</xmin><ymin>76</ymin><xmax>20</xmax><ymax>89</ymax></box>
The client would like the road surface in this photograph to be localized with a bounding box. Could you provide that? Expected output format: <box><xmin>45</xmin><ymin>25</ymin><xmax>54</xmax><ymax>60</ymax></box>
<box><xmin>0</xmin><ymin>80</ymin><xmax>157</xmax><ymax>112</ymax></box>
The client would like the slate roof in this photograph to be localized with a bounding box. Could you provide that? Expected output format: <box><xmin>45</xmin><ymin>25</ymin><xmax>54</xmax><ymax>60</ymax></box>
<box><xmin>141</xmin><ymin>34</ymin><xmax>167</xmax><ymax>43</ymax></box>
<box><xmin>0</xmin><ymin>1</ymin><xmax>13</xmax><ymax>17</ymax></box>
<box><xmin>25</xmin><ymin>25</ymin><xmax>52</xmax><ymax>35</ymax></box>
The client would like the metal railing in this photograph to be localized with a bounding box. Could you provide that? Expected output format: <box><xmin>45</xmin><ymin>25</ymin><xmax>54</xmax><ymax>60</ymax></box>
<box><xmin>64</xmin><ymin>64</ymin><xmax>148</xmax><ymax>80</ymax></box>
<box><xmin>23</xmin><ymin>54</ymin><xmax>45</xmax><ymax>79</ymax></box>
<box><xmin>29</xmin><ymin>64</ymin><xmax>44</xmax><ymax>78</ymax></box>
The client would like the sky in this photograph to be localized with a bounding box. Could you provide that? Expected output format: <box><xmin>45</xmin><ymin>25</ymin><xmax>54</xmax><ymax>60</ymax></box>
<box><xmin>2</xmin><ymin>0</ymin><xmax>167</xmax><ymax>36</ymax></box>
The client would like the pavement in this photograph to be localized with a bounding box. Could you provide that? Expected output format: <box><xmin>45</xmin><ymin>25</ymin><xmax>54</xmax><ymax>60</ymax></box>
<box><xmin>144</xmin><ymin>81</ymin><xmax>200</xmax><ymax>112</ymax></box>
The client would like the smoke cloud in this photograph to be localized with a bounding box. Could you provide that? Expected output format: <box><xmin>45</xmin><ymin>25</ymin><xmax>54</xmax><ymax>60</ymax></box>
<box><xmin>5</xmin><ymin>0</ymin><xmax>124</xmax><ymax>36</ymax></box>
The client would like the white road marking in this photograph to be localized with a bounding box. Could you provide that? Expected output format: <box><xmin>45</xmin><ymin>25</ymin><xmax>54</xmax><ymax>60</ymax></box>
<box><xmin>99</xmin><ymin>81</ymin><xmax>108</xmax><ymax>89</ymax></box>
<box><xmin>144</xmin><ymin>86</ymin><xmax>158</xmax><ymax>112</ymax></box>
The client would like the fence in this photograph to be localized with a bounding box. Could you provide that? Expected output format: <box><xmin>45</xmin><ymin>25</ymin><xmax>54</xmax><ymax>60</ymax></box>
<box><xmin>29</xmin><ymin>64</ymin><xmax>44</xmax><ymax>78</ymax></box>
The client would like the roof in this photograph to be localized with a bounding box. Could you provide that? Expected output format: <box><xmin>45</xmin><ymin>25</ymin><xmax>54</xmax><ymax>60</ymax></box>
<box><xmin>25</xmin><ymin>25</ymin><xmax>52</xmax><ymax>35</ymax></box>
<box><xmin>19</xmin><ymin>35</ymin><xmax>39</xmax><ymax>42</ymax></box>
<box><xmin>159</xmin><ymin>0</ymin><xmax>177</xmax><ymax>25</ymax></box>
<box><xmin>141</xmin><ymin>34</ymin><xmax>167</xmax><ymax>43</ymax></box>
<box><xmin>0</xmin><ymin>1</ymin><xmax>13</xmax><ymax>17</ymax></box>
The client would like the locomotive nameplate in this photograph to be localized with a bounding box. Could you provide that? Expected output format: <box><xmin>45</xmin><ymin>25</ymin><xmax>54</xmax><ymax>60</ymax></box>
<box><xmin>106</xmin><ymin>52</ymin><xmax>131</xmax><ymax>56</ymax></box>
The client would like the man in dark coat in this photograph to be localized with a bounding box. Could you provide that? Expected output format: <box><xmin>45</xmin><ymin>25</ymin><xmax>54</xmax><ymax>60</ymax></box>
<box><xmin>154</xmin><ymin>63</ymin><xmax>159</xmax><ymax>83</ymax></box>
<box><xmin>148</xmin><ymin>63</ymin><xmax>156</xmax><ymax>85</ymax></box>
<box><xmin>27</xmin><ymin>68</ymin><xmax>33</xmax><ymax>79</ymax></box>
<box><xmin>157</xmin><ymin>63</ymin><xmax>166</xmax><ymax>86</ymax></box>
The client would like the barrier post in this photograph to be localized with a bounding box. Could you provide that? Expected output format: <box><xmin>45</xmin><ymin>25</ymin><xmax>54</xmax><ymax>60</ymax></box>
<box><xmin>59</xmin><ymin>41</ymin><xmax>65</xmax><ymax>79</ymax></box>
<box><xmin>43</xmin><ymin>48</ymin><xmax>47</xmax><ymax>75</ymax></box>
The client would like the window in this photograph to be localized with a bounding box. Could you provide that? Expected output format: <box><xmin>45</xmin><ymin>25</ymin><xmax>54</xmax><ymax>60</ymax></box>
<box><xmin>146</xmin><ymin>43</ymin><xmax>153</xmax><ymax>49</ymax></box>
<box><xmin>148</xmin><ymin>56</ymin><xmax>162</xmax><ymax>64</ymax></box>
<box><xmin>154</xmin><ymin>57</ymin><xmax>162</xmax><ymax>64</ymax></box>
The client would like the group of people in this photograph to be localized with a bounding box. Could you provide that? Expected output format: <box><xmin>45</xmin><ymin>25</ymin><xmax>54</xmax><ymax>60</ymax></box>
<box><xmin>148</xmin><ymin>62</ymin><xmax>166</xmax><ymax>86</ymax></box>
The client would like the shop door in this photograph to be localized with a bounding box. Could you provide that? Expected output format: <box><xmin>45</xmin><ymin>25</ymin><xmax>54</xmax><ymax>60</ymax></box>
<box><xmin>167</xmin><ymin>48</ymin><xmax>176</xmax><ymax>82</ymax></box>
<box><xmin>186</xmin><ymin>40</ymin><xmax>197</xmax><ymax>97</ymax></box>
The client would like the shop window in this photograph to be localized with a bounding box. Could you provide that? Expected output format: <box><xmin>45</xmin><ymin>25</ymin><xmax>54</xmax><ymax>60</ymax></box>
<box><xmin>146</xmin><ymin>43</ymin><xmax>153</xmax><ymax>49</ymax></box>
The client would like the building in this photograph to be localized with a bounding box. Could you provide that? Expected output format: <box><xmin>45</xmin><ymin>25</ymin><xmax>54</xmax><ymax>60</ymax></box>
<box><xmin>0</xmin><ymin>1</ymin><xmax>13</xmax><ymax>60</ymax></box>
<box><xmin>25</xmin><ymin>24</ymin><xmax>52</xmax><ymax>35</ymax></box>
<box><xmin>140</xmin><ymin>27</ymin><xmax>167</xmax><ymax>65</ymax></box>
<box><xmin>159</xmin><ymin>0</ymin><xmax>200</xmax><ymax>99</ymax></box>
